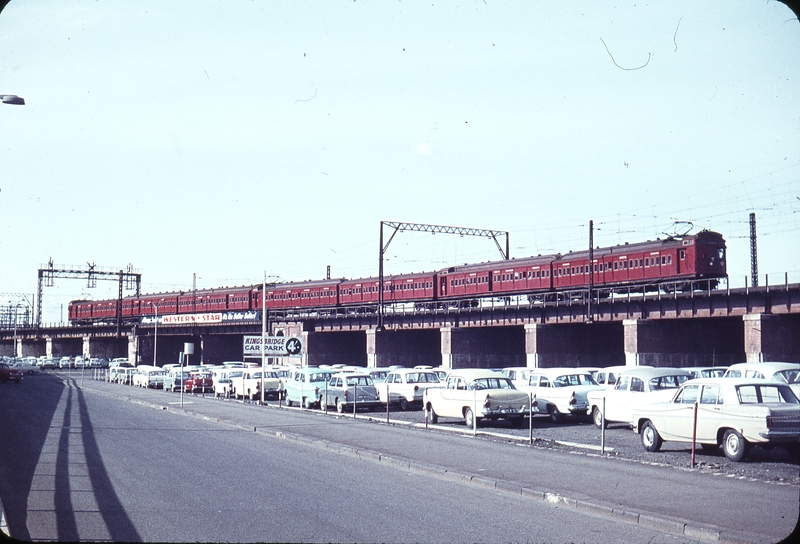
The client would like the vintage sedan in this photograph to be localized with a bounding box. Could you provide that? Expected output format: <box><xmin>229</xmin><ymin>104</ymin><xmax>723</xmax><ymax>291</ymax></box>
<box><xmin>723</xmin><ymin>362</ymin><xmax>800</xmax><ymax>398</ymax></box>
<box><xmin>516</xmin><ymin>368</ymin><xmax>602</xmax><ymax>422</ymax></box>
<box><xmin>423</xmin><ymin>369</ymin><xmax>531</xmax><ymax>427</ymax></box>
<box><xmin>376</xmin><ymin>368</ymin><xmax>444</xmax><ymax>410</ymax></box>
<box><xmin>163</xmin><ymin>370</ymin><xmax>190</xmax><ymax>392</ymax></box>
<box><xmin>587</xmin><ymin>367</ymin><xmax>691</xmax><ymax>428</ymax></box>
<box><xmin>285</xmin><ymin>367</ymin><xmax>334</xmax><ymax>408</ymax></box>
<box><xmin>0</xmin><ymin>362</ymin><xmax>23</xmax><ymax>384</ymax></box>
<box><xmin>321</xmin><ymin>372</ymin><xmax>381</xmax><ymax>413</ymax></box>
<box><xmin>681</xmin><ymin>366</ymin><xmax>728</xmax><ymax>379</ymax></box>
<box><xmin>184</xmin><ymin>371</ymin><xmax>213</xmax><ymax>393</ymax></box>
<box><xmin>632</xmin><ymin>378</ymin><xmax>800</xmax><ymax>461</ymax></box>
<box><xmin>12</xmin><ymin>361</ymin><xmax>41</xmax><ymax>375</ymax></box>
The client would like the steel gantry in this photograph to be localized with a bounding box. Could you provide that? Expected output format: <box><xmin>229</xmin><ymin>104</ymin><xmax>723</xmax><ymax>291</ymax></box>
<box><xmin>378</xmin><ymin>221</ymin><xmax>509</xmax><ymax>329</ymax></box>
<box><xmin>37</xmin><ymin>261</ymin><xmax>141</xmax><ymax>334</ymax></box>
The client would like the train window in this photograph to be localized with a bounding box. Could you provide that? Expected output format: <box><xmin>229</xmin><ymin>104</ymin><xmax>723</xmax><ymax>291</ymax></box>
<box><xmin>667</xmin><ymin>255</ymin><xmax>672</xmax><ymax>264</ymax></box>
<box><xmin>679</xmin><ymin>249</ymin><xmax>686</xmax><ymax>260</ymax></box>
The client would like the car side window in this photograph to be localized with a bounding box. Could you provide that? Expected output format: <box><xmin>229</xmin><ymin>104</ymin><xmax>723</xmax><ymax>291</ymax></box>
<box><xmin>630</xmin><ymin>377</ymin><xmax>645</xmax><ymax>392</ymax></box>
<box><xmin>539</xmin><ymin>377</ymin><xmax>550</xmax><ymax>388</ymax></box>
<box><xmin>700</xmin><ymin>385</ymin><xmax>722</xmax><ymax>404</ymax></box>
<box><xmin>676</xmin><ymin>385</ymin><xmax>699</xmax><ymax>404</ymax></box>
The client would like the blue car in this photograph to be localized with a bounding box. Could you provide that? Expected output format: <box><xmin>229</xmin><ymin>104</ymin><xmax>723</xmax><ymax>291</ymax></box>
<box><xmin>285</xmin><ymin>367</ymin><xmax>334</xmax><ymax>409</ymax></box>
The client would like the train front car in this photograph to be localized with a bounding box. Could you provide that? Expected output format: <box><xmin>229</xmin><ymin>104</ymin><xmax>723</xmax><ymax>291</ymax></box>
<box><xmin>685</xmin><ymin>230</ymin><xmax>727</xmax><ymax>284</ymax></box>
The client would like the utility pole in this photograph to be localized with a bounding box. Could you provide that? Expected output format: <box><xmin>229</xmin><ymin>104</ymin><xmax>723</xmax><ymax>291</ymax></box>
<box><xmin>749</xmin><ymin>213</ymin><xmax>758</xmax><ymax>288</ymax></box>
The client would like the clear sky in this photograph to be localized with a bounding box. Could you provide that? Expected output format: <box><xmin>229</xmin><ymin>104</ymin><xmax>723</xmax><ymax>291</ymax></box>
<box><xmin>1</xmin><ymin>1</ymin><xmax>798</xmax><ymax>324</ymax></box>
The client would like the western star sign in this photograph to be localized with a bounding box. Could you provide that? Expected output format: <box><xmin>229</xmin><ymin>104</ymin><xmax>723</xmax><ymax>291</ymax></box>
<box><xmin>243</xmin><ymin>336</ymin><xmax>304</xmax><ymax>357</ymax></box>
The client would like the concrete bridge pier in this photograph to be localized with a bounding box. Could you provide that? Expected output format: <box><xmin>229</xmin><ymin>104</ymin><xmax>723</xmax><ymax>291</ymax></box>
<box><xmin>524</xmin><ymin>322</ymin><xmax>623</xmax><ymax>369</ymax></box>
<box><xmin>440</xmin><ymin>326</ymin><xmax>525</xmax><ymax>369</ymax></box>
<box><xmin>744</xmin><ymin>313</ymin><xmax>800</xmax><ymax>362</ymax></box>
<box><xmin>623</xmin><ymin>317</ymin><xmax>744</xmax><ymax>368</ymax></box>
<box><xmin>366</xmin><ymin>329</ymin><xmax>440</xmax><ymax>368</ymax></box>
<box><xmin>49</xmin><ymin>337</ymin><xmax>83</xmax><ymax>359</ymax></box>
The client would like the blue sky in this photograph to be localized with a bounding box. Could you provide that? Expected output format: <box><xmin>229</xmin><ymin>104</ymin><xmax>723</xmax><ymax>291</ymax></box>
<box><xmin>1</xmin><ymin>1</ymin><xmax>798</xmax><ymax>323</ymax></box>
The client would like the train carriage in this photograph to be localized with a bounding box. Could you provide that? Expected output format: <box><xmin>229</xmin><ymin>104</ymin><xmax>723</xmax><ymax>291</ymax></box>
<box><xmin>67</xmin><ymin>230</ymin><xmax>726</xmax><ymax>325</ymax></box>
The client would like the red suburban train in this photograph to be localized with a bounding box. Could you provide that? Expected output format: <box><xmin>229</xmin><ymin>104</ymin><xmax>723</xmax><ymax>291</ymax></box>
<box><xmin>68</xmin><ymin>230</ymin><xmax>726</xmax><ymax>324</ymax></box>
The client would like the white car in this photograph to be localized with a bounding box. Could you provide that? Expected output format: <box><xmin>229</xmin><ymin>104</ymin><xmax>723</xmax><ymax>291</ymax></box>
<box><xmin>12</xmin><ymin>361</ymin><xmax>41</xmax><ymax>375</ymax></box>
<box><xmin>376</xmin><ymin>368</ymin><xmax>444</xmax><ymax>410</ymax></box>
<box><xmin>632</xmin><ymin>378</ymin><xmax>800</xmax><ymax>461</ymax></box>
<box><xmin>681</xmin><ymin>366</ymin><xmax>727</xmax><ymax>379</ymax></box>
<box><xmin>423</xmin><ymin>369</ymin><xmax>531</xmax><ymax>427</ymax></box>
<box><xmin>133</xmin><ymin>367</ymin><xmax>166</xmax><ymax>388</ymax></box>
<box><xmin>723</xmin><ymin>362</ymin><xmax>800</xmax><ymax>398</ymax></box>
<box><xmin>593</xmin><ymin>365</ymin><xmax>652</xmax><ymax>388</ymax></box>
<box><xmin>516</xmin><ymin>368</ymin><xmax>603</xmax><ymax>422</ymax></box>
<box><xmin>587</xmin><ymin>367</ymin><xmax>691</xmax><ymax>428</ymax></box>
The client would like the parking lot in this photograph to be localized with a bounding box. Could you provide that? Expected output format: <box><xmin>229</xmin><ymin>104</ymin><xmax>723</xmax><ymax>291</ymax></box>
<box><xmin>43</xmin><ymin>367</ymin><xmax>800</xmax><ymax>488</ymax></box>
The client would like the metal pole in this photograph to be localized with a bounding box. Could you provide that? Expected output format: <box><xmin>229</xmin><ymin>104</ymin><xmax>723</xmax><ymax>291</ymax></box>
<box><xmin>386</xmin><ymin>381</ymin><xmax>390</xmax><ymax>424</ymax></box>
<box><xmin>600</xmin><ymin>397</ymin><xmax>606</xmax><ymax>455</ymax></box>
<box><xmin>261</xmin><ymin>272</ymin><xmax>266</xmax><ymax>406</ymax></box>
<box><xmin>353</xmin><ymin>379</ymin><xmax>357</xmax><ymax>419</ymax></box>
<box><xmin>529</xmin><ymin>392</ymin><xmax>534</xmax><ymax>445</ymax></box>
<box><xmin>691</xmin><ymin>402</ymin><xmax>698</xmax><ymax>468</ymax></box>
<box><xmin>588</xmin><ymin>219</ymin><xmax>593</xmax><ymax>323</ymax></box>
<box><xmin>472</xmin><ymin>387</ymin><xmax>477</xmax><ymax>435</ymax></box>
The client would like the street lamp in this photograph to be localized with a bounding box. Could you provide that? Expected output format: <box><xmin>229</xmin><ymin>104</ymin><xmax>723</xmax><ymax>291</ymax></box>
<box><xmin>147</xmin><ymin>301</ymin><xmax>160</xmax><ymax>367</ymax></box>
<box><xmin>1</xmin><ymin>94</ymin><xmax>25</xmax><ymax>105</ymax></box>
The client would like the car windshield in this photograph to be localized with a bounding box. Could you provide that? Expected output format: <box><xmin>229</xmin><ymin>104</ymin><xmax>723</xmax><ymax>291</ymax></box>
<box><xmin>771</xmin><ymin>370</ymin><xmax>800</xmax><ymax>385</ymax></box>
<box><xmin>468</xmin><ymin>377</ymin><xmax>515</xmax><ymax>390</ymax></box>
<box><xmin>309</xmin><ymin>373</ymin><xmax>331</xmax><ymax>382</ymax></box>
<box><xmin>264</xmin><ymin>371</ymin><xmax>279</xmax><ymax>379</ymax></box>
<box><xmin>405</xmin><ymin>372</ymin><xmax>440</xmax><ymax>384</ymax></box>
<box><xmin>648</xmin><ymin>374</ymin><xmax>689</xmax><ymax>390</ymax></box>
<box><xmin>553</xmin><ymin>374</ymin><xmax>598</xmax><ymax>387</ymax></box>
<box><xmin>345</xmin><ymin>376</ymin><xmax>374</xmax><ymax>386</ymax></box>
<box><xmin>736</xmin><ymin>384</ymin><xmax>799</xmax><ymax>404</ymax></box>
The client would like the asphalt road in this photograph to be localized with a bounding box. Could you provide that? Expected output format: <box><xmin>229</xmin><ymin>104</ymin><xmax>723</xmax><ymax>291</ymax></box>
<box><xmin>1</xmin><ymin>372</ymin><xmax>798</xmax><ymax>543</ymax></box>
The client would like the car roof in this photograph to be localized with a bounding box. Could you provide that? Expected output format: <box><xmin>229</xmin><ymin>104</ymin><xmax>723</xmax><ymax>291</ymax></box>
<box><xmin>597</xmin><ymin>365</ymin><xmax>651</xmax><ymax>374</ymax></box>
<box><xmin>387</xmin><ymin>368</ymin><xmax>438</xmax><ymax>375</ymax></box>
<box><xmin>725</xmin><ymin>362</ymin><xmax>800</xmax><ymax>372</ymax></box>
<box><xmin>616</xmin><ymin>367</ymin><xmax>691</xmax><ymax>379</ymax></box>
<box><xmin>684</xmin><ymin>377</ymin><xmax>796</xmax><ymax>387</ymax></box>
<box><xmin>447</xmin><ymin>369</ymin><xmax>507</xmax><ymax>379</ymax></box>
<box><xmin>528</xmin><ymin>367</ymin><xmax>596</xmax><ymax>376</ymax></box>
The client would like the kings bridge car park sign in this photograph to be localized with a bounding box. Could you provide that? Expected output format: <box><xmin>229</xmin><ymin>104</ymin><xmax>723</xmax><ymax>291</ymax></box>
<box><xmin>243</xmin><ymin>336</ymin><xmax>304</xmax><ymax>358</ymax></box>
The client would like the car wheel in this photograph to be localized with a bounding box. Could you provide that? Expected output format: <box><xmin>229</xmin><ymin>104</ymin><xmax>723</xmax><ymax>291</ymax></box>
<box><xmin>399</xmin><ymin>397</ymin><xmax>410</xmax><ymax>411</ymax></box>
<box><xmin>27</xmin><ymin>370</ymin><xmax>35</xmax><ymax>375</ymax></box>
<box><xmin>428</xmin><ymin>406</ymin><xmax>438</xmax><ymax>424</ymax></box>
<box><xmin>464</xmin><ymin>407</ymin><xmax>477</xmax><ymax>428</ymax></box>
<box><xmin>286</xmin><ymin>398</ymin><xmax>294</xmax><ymax>407</ymax></box>
<box><xmin>722</xmin><ymin>429</ymin><xmax>748</xmax><ymax>462</ymax></box>
<box><xmin>303</xmin><ymin>397</ymin><xmax>313</xmax><ymax>409</ymax></box>
<box><xmin>591</xmin><ymin>406</ymin><xmax>606</xmax><ymax>428</ymax></box>
<box><xmin>548</xmin><ymin>405</ymin><xmax>562</xmax><ymax>423</ymax></box>
<box><xmin>641</xmin><ymin>421</ymin><xmax>663</xmax><ymax>453</ymax></box>
<box><xmin>336</xmin><ymin>398</ymin><xmax>345</xmax><ymax>414</ymax></box>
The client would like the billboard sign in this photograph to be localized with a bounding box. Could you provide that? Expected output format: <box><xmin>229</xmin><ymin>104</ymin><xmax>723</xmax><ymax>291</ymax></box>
<box><xmin>243</xmin><ymin>335</ymin><xmax>304</xmax><ymax>357</ymax></box>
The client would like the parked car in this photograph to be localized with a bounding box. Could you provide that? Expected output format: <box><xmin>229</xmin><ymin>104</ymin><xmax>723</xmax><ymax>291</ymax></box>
<box><xmin>587</xmin><ymin>367</ymin><xmax>692</xmax><ymax>428</ymax></box>
<box><xmin>0</xmin><ymin>363</ymin><xmax>23</xmax><ymax>384</ymax></box>
<box><xmin>215</xmin><ymin>368</ymin><xmax>242</xmax><ymax>397</ymax></box>
<box><xmin>516</xmin><ymin>368</ymin><xmax>602</xmax><ymax>422</ymax></box>
<box><xmin>593</xmin><ymin>365</ymin><xmax>651</xmax><ymax>388</ymax></box>
<box><xmin>230</xmin><ymin>369</ymin><xmax>281</xmax><ymax>400</ymax></box>
<box><xmin>285</xmin><ymin>367</ymin><xmax>334</xmax><ymax>408</ymax></box>
<box><xmin>423</xmin><ymin>369</ymin><xmax>530</xmax><ymax>427</ymax></box>
<box><xmin>12</xmin><ymin>361</ymin><xmax>41</xmax><ymax>375</ymax></box>
<box><xmin>631</xmin><ymin>378</ymin><xmax>800</xmax><ymax>461</ymax></box>
<box><xmin>376</xmin><ymin>368</ymin><xmax>444</xmax><ymax>410</ymax></box>
<box><xmin>681</xmin><ymin>366</ymin><xmax>727</xmax><ymax>379</ymax></box>
<box><xmin>133</xmin><ymin>367</ymin><xmax>166</xmax><ymax>388</ymax></box>
<box><xmin>502</xmin><ymin>367</ymin><xmax>537</xmax><ymax>388</ymax></box>
<box><xmin>106</xmin><ymin>364</ymin><xmax>133</xmax><ymax>382</ymax></box>
<box><xmin>59</xmin><ymin>357</ymin><xmax>72</xmax><ymax>369</ymax></box>
<box><xmin>723</xmin><ymin>362</ymin><xmax>800</xmax><ymax>398</ymax></box>
<box><xmin>114</xmin><ymin>367</ymin><xmax>137</xmax><ymax>385</ymax></box>
<box><xmin>163</xmin><ymin>370</ymin><xmax>190</xmax><ymax>392</ymax></box>
<box><xmin>321</xmin><ymin>372</ymin><xmax>381</xmax><ymax>413</ymax></box>
<box><xmin>367</xmin><ymin>369</ymin><xmax>388</xmax><ymax>384</ymax></box>
<box><xmin>40</xmin><ymin>358</ymin><xmax>56</xmax><ymax>370</ymax></box>
<box><xmin>184</xmin><ymin>371</ymin><xmax>213</xmax><ymax>393</ymax></box>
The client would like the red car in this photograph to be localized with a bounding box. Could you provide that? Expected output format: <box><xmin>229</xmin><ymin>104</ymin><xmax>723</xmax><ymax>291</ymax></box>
<box><xmin>0</xmin><ymin>363</ymin><xmax>23</xmax><ymax>384</ymax></box>
<box><xmin>184</xmin><ymin>371</ymin><xmax>213</xmax><ymax>393</ymax></box>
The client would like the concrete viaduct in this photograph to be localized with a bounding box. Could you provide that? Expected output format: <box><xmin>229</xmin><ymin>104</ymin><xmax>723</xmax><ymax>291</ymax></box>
<box><xmin>2</xmin><ymin>283</ymin><xmax>799</xmax><ymax>369</ymax></box>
